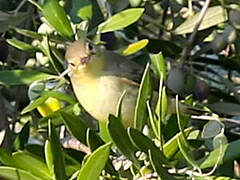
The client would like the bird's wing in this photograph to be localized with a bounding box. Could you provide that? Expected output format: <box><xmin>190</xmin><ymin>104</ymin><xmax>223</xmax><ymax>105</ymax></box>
<box><xmin>102</xmin><ymin>50</ymin><xmax>144</xmax><ymax>84</ymax></box>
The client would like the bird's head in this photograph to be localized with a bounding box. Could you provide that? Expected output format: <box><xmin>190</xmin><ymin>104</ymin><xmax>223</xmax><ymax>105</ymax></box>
<box><xmin>63</xmin><ymin>40</ymin><xmax>106</xmax><ymax>78</ymax></box>
<box><xmin>65</xmin><ymin>40</ymin><xmax>95</xmax><ymax>71</ymax></box>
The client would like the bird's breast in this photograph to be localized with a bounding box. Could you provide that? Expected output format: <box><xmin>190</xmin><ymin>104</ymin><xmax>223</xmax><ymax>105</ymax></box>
<box><xmin>71</xmin><ymin>74</ymin><xmax>138</xmax><ymax>127</ymax></box>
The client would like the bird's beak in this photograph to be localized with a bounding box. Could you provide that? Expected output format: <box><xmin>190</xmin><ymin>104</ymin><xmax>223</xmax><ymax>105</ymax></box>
<box><xmin>59</xmin><ymin>67</ymin><xmax>72</xmax><ymax>79</ymax></box>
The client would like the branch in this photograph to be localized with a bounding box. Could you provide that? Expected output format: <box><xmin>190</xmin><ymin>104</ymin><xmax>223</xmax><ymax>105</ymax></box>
<box><xmin>179</xmin><ymin>0</ymin><xmax>212</xmax><ymax>65</ymax></box>
<box><xmin>61</xmin><ymin>136</ymin><xmax>91</xmax><ymax>155</ymax></box>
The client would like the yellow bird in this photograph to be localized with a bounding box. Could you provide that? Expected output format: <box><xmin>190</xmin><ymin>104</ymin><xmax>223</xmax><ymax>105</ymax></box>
<box><xmin>65</xmin><ymin>40</ymin><xmax>202</xmax><ymax>127</ymax></box>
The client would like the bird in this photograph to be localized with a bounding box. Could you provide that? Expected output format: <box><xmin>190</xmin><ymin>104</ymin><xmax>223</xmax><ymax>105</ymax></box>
<box><xmin>65</xmin><ymin>39</ymin><xmax>204</xmax><ymax>127</ymax></box>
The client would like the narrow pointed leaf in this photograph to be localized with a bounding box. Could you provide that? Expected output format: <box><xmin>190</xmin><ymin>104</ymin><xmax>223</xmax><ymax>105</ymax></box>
<box><xmin>108</xmin><ymin>114</ymin><xmax>141</xmax><ymax>169</ymax></box>
<box><xmin>41</xmin><ymin>0</ymin><xmax>73</xmax><ymax>39</ymax></box>
<box><xmin>177</xmin><ymin>134</ymin><xmax>199</xmax><ymax>168</ymax></box>
<box><xmin>12</xmin><ymin>151</ymin><xmax>51</xmax><ymax>180</ymax></box>
<box><xmin>174</xmin><ymin>6</ymin><xmax>227</xmax><ymax>35</ymax></box>
<box><xmin>134</xmin><ymin>62</ymin><xmax>153</xmax><ymax>130</ymax></box>
<box><xmin>128</xmin><ymin>128</ymin><xmax>169</xmax><ymax>165</ymax></box>
<box><xmin>7</xmin><ymin>38</ymin><xmax>40</xmax><ymax>52</ymax></box>
<box><xmin>0</xmin><ymin>70</ymin><xmax>55</xmax><ymax>86</ymax></box>
<box><xmin>0</xmin><ymin>148</ymin><xmax>17</xmax><ymax>167</ymax></box>
<box><xmin>163</xmin><ymin>127</ymin><xmax>192</xmax><ymax>159</ymax></box>
<box><xmin>199</xmin><ymin>139</ymin><xmax>240</xmax><ymax>169</ymax></box>
<box><xmin>123</xmin><ymin>39</ymin><xmax>149</xmax><ymax>55</ymax></box>
<box><xmin>77</xmin><ymin>142</ymin><xmax>112</xmax><ymax>180</ymax></box>
<box><xmin>48</xmin><ymin>121</ymin><xmax>66</xmax><ymax>180</ymax></box>
<box><xmin>0</xmin><ymin>167</ymin><xmax>41</xmax><ymax>180</ymax></box>
<box><xmin>150</xmin><ymin>52</ymin><xmax>167</xmax><ymax>81</ymax></box>
<box><xmin>98</xmin><ymin>8</ymin><xmax>144</xmax><ymax>33</ymax></box>
<box><xmin>149</xmin><ymin>150</ymin><xmax>177</xmax><ymax>180</ymax></box>
<box><xmin>60</xmin><ymin>112</ymin><xmax>88</xmax><ymax>144</ymax></box>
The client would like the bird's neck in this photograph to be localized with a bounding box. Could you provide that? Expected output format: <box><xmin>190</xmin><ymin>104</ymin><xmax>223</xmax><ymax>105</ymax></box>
<box><xmin>71</xmin><ymin>55</ymin><xmax>106</xmax><ymax>82</ymax></box>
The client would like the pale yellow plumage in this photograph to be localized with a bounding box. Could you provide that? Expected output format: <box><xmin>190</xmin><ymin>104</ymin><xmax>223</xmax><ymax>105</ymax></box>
<box><xmin>65</xmin><ymin>40</ymin><xmax>203</xmax><ymax>127</ymax></box>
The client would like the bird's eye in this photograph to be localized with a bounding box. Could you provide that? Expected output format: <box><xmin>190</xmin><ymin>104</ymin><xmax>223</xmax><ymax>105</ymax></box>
<box><xmin>68</xmin><ymin>61</ymin><xmax>75</xmax><ymax>67</ymax></box>
<box><xmin>88</xmin><ymin>43</ymin><xmax>93</xmax><ymax>50</ymax></box>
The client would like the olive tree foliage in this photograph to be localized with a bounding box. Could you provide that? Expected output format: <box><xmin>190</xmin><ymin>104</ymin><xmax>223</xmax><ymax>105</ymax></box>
<box><xmin>0</xmin><ymin>0</ymin><xmax>240</xmax><ymax>179</ymax></box>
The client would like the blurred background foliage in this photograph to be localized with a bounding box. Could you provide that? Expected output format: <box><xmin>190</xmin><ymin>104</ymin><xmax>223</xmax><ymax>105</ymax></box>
<box><xmin>0</xmin><ymin>0</ymin><xmax>240</xmax><ymax>179</ymax></box>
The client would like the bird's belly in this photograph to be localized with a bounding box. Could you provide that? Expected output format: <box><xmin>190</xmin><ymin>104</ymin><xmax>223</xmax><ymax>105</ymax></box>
<box><xmin>71</xmin><ymin>76</ymin><xmax>138</xmax><ymax>127</ymax></box>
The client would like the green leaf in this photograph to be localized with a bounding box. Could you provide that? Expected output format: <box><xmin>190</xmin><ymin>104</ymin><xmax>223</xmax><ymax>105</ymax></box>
<box><xmin>40</xmin><ymin>36</ymin><xmax>63</xmax><ymax>74</ymax></box>
<box><xmin>163</xmin><ymin>127</ymin><xmax>192</xmax><ymax>159</ymax></box>
<box><xmin>213</xmin><ymin>132</ymin><xmax>228</xmax><ymax>149</ymax></box>
<box><xmin>44</xmin><ymin>140</ymin><xmax>54</xmax><ymax>176</ymax></box>
<box><xmin>174</xmin><ymin>6</ymin><xmax>227</xmax><ymax>35</ymax></box>
<box><xmin>77</xmin><ymin>142</ymin><xmax>112</xmax><ymax>180</ymax></box>
<box><xmin>150</xmin><ymin>52</ymin><xmax>167</xmax><ymax>81</ymax></box>
<box><xmin>22</xmin><ymin>91</ymin><xmax>75</xmax><ymax>115</ymax></box>
<box><xmin>123</xmin><ymin>39</ymin><xmax>149</xmax><ymax>55</ymax></box>
<box><xmin>108</xmin><ymin>114</ymin><xmax>141</xmax><ymax>169</ymax></box>
<box><xmin>87</xmin><ymin>129</ymin><xmax>104</xmax><ymax>151</ymax></box>
<box><xmin>0</xmin><ymin>70</ymin><xmax>55</xmax><ymax>86</ymax></box>
<box><xmin>0</xmin><ymin>11</ymin><xmax>28</xmax><ymax>33</ymax></box>
<box><xmin>149</xmin><ymin>150</ymin><xmax>177</xmax><ymax>180</ymax></box>
<box><xmin>97</xmin><ymin>8</ymin><xmax>144</xmax><ymax>33</ymax></box>
<box><xmin>13</xmin><ymin>121</ymin><xmax>30</xmax><ymax>150</ymax></box>
<box><xmin>60</xmin><ymin>112</ymin><xmax>88</xmax><ymax>144</ymax></box>
<box><xmin>21</xmin><ymin>96</ymin><xmax>49</xmax><ymax>114</ymax></box>
<box><xmin>177</xmin><ymin>134</ymin><xmax>199</xmax><ymax>169</ymax></box>
<box><xmin>128</xmin><ymin>128</ymin><xmax>169</xmax><ymax>165</ymax></box>
<box><xmin>7</xmin><ymin>38</ymin><xmax>40</xmax><ymax>52</ymax></box>
<box><xmin>86</xmin><ymin>129</ymin><xmax>117</xmax><ymax>175</ymax></box>
<box><xmin>69</xmin><ymin>0</ymin><xmax>92</xmax><ymax>23</ymax></box>
<box><xmin>99</xmin><ymin>121</ymin><xmax>112</xmax><ymax>143</ymax></box>
<box><xmin>12</xmin><ymin>27</ymin><xmax>43</xmax><ymax>40</ymax></box>
<box><xmin>0</xmin><ymin>166</ymin><xmax>41</xmax><ymax>180</ymax></box>
<box><xmin>41</xmin><ymin>0</ymin><xmax>73</xmax><ymax>39</ymax></box>
<box><xmin>208</xmin><ymin>102</ymin><xmax>240</xmax><ymax>116</ymax></box>
<box><xmin>129</xmin><ymin>0</ymin><xmax>142</xmax><ymax>7</ymax></box>
<box><xmin>202</xmin><ymin>121</ymin><xmax>222</xmax><ymax>139</ymax></box>
<box><xmin>48</xmin><ymin>121</ymin><xmax>66</xmax><ymax>180</ymax></box>
<box><xmin>134</xmin><ymin>62</ymin><xmax>153</xmax><ymax>131</ymax></box>
<box><xmin>12</xmin><ymin>151</ymin><xmax>52</xmax><ymax>180</ymax></box>
<box><xmin>157</xmin><ymin>86</ymin><xmax>168</xmax><ymax>122</ymax></box>
<box><xmin>64</xmin><ymin>152</ymin><xmax>81</xmax><ymax>177</ymax></box>
<box><xmin>25</xmin><ymin>144</ymin><xmax>45</xmax><ymax>159</ymax></box>
<box><xmin>41</xmin><ymin>91</ymin><xmax>76</xmax><ymax>104</ymax></box>
<box><xmin>0</xmin><ymin>148</ymin><xmax>17</xmax><ymax>167</ymax></box>
<box><xmin>199</xmin><ymin>139</ymin><xmax>240</xmax><ymax>169</ymax></box>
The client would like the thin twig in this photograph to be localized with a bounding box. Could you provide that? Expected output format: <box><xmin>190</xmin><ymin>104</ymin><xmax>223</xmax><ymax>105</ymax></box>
<box><xmin>179</xmin><ymin>0</ymin><xmax>212</xmax><ymax>65</ymax></box>
<box><xmin>13</xmin><ymin>0</ymin><xmax>27</xmax><ymax>15</ymax></box>
<box><xmin>191</xmin><ymin>115</ymin><xmax>240</xmax><ymax>125</ymax></box>
<box><xmin>61</xmin><ymin>136</ymin><xmax>91</xmax><ymax>155</ymax></box>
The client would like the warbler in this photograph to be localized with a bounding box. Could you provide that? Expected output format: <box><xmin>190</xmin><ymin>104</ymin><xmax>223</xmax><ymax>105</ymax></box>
<box><xmin>65</xmin><ymin>40</ymin><xmax>202</xmax><ymax>127</ymax></box>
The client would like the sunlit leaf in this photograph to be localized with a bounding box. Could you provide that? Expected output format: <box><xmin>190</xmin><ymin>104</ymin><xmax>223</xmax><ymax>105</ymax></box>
<box><xmin>98</xmin><ymin>8</ymin><xmax>144</xmax><ymax>33</ymax></box>
<box><xmin>12</xmin><ymin>151</ymin><xmax>51</xmax><ymax>180</ymax></box>
<box><xmin>41</xmin><ymin>0</ymin><xmax>73</xmax><ymax>39</ymax></box>
<box><xmin>0</xmin><ymin>70</ymin><xmax>55</xmax><ymax>86</ymax></box>
<box><xmin>123</xmin><ymin>39</ymin><xmax>149</xmax><ymax>55</ymax></box>
<box><xmin>174</xmin><ymin>6</ymin><xmax>227</xmax><ymax>34</ymax></box>
<box><xmin>7</xmin><ymin>38</ymin><xmax>40</xmax><ymax>52</ymax></box>
<box><xmin>0</xmin><ymin>166</ymin><xmax>41</xmax><ymax>180</ymax></box>
<box><xmin>77</xmin><ymin>142</ymin><xmax>112</xmax><ymax>180</ymax></box>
